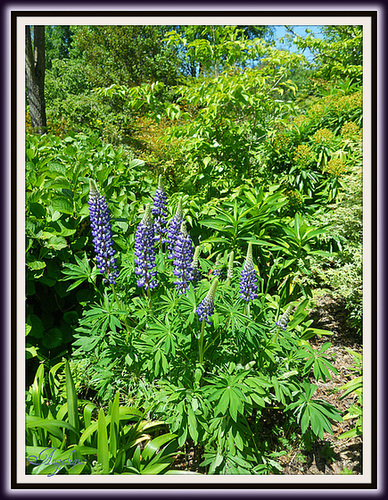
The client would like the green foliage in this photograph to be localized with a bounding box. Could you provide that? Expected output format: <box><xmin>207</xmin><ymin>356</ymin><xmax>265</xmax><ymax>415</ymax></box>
<box><xmin>45</xmin><ymin>26</ymin><xmax>73</xmax><ymax>69</ymax></box>
<box><xmin>165</xmin><ymin>25</ymin><xmax>275</xmax><ymax>77</ymax></box>
<box><xmin>26</xmin><ymin>25</ymin><xmax>363</xmax><ymax>475</ymax></box>
<box><xmin>284</xmin><ymin>25</ymin><xmax>363</xmax><ymax>82</ymax></box>
<box><xmin>306</xmin><ymin>162</ymin><xmax>363</xmax><ymax>334</ymax></box>
<box><xmin>71</xmin><ymin>25</ymin><xmax>180</xmax><ymax>87</ymax></box>
<box><xmin>337</xmin><ymin>349</ymin><xmax>363</xmax><ymax>439</ymax></box>
<box><xmin>25</xmin><ymin>362</ymin><xmax>185</xmax><ymax>475</ymax></box>
<box><xmin>25</xmin><ymin>131</ymin><xmax>151</xmax><ymax>372</ymax></box>
<box><xmin>44</xmin><ymin>59</ymin><xmax>135</xmax><ymax>143</ymax></box>
<box><xmin>132</xmin><ymin>50</ymin><xmax>304</xmax><ymax>193</ymax></box>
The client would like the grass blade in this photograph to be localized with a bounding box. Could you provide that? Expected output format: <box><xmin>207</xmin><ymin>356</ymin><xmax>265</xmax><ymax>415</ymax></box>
<box><xmin>65</xmin><ymin>360</ymin><xmax>80</xmax><ymax>444</ymax></box>
<box><xmin>109</xmin><ymin>393</ymin><xmax>120</xmax><ymax>458</ymax></box>
<box><xmin>97</xmin><ymin>408</ymin><xmax>110</xmax><ymax>474</ymax></box>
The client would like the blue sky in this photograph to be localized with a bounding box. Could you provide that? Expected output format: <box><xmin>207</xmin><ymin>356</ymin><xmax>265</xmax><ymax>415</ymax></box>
<box><xmin>273</xmin><ymin>25</ymin><xmax>324</xmax><ymax>62</ymax></box>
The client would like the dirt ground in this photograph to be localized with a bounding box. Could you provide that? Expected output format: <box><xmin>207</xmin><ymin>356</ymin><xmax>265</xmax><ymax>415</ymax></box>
<box><xmin>279</xmin><ymin>294</ymin><xmax>363</xmax><ymax>475</ymax></box>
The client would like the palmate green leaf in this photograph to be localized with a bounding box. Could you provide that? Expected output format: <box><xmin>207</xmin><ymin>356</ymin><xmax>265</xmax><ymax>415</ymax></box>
<box><xmin>313</xmin><ymin>401</ymin><xmax>343</xmax><ymax>424</ymax></box>
<box><xmin>61</xmin><ymin>253</ymin><xmax>97</xmax><ymax>291</ymax></box>
<box><xmin>309</xmin><ymin>404</ymin><xmax>337</xmax><ymax>438</ymax></box>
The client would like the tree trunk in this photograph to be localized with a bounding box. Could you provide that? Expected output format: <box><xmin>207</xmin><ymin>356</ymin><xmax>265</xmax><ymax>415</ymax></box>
<box><xmin>25</xmin><ymin>26</ymin><xmax>47</xmax><ymax>134</ymax></box>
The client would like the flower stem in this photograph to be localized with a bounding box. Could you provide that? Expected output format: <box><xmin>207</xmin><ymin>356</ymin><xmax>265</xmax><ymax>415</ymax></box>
<box><xmin>272</xmin><ymin>326</ymin><xmax>281</xmax><ymax>344</ymax></box>
<box><xmin>111</xmin><ymin>284</ymin><xmax>131</xmax><ymax>344</ymax></box>
<box><xmin>203</xmin><ymin>316</ymin><xmax>230</xmax><ymax>356</ymax></box>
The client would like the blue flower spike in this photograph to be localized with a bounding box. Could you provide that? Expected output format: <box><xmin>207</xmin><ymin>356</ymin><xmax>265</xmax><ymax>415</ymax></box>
<box><xmin>173</xmin><ymin>221</ymin><xmax>195</xmax><ymax>294</ymax></box>
<box><xmin>134</xmin><ymin>203</ymin><xmax>158</xmax><ymax>290</ymax></box>
<box><xmin>152</xmin><ymin>174</ymin><xmax>168</xmax><ymax>244</ymax></box>
<box><xmin>239</xmin><ymin>243</ymin><xmax>258</xmax><ymax>301</ymax></box>
<box><xmin>197</xmin><ymin>277</ymin><xmax>219</xmax><ymax>325</ymax></box>
<box><xmin>88</xmin><ymin>179</ymin><xmax>119</xmax><ymax>285</ymax></box>
<box><xmin>167</xmin><ymin>198</ymin><xmax>183</xmax><ymax>259</ymax></box>
<box><xmin>276</xmin><ymin>305</ymin><xmax>293</xmax><ymax>331</ymax></box>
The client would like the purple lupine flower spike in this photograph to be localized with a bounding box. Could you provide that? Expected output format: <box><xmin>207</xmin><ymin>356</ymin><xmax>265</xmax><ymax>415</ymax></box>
<box><xmin>88</xmin><ymin>179</ymin><xmax>119</xmax><ymax>285</ymax></box>
<box><xmin>167</xmin><ymin>198</ymin><xmax>183</xmax><ymax>259</ymax></box>
<box><xmin>134</xmin><ymin>204</ymin><xmax>158</xmax><ymax>290</ymax></box>
<box><xmin>173</xmin><ymin>221</ymin><xmax>194</xmax><ymax>294</ymax></box>
<box><xmin>276</xmin><ymin>305</ymin><xmax>293</xmax><ymax>330</ymax></box>
<box><xmin>152</xmin><ymin>175</ymin><xmax>168</xmax><ymax>243</ymax></box>
<box><xmin>191</xmin><ymin>245</ymin><xmax>202</xmax><ymax>284</ymax></box>
<box><xmin>239</xmin><ymin>243</ymin><xmax>258</xmax><ymax>301</ymax></box>
<box><xmin>213</xmin><ymin>263</ymin><xmax>225</xmax><ymax>279</ymax></box>
<box><xmin>197</xmin><ymin>278</ymin><xmax>219</xmax><ymax>324</ymax></box>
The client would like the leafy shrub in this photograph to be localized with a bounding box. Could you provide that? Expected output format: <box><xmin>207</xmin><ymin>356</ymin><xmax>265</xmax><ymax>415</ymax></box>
<box><xmin>307</xmin><ymin>161</ymin><xmax>363</xmax><ymax>334</ymax></box>
<box><xmin>25</xmin><ymin>132</ymin><xmax>152</xmax><ymax>372</ymax></box>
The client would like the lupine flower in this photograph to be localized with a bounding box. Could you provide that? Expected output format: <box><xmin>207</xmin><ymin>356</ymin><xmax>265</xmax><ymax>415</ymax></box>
<box><xmin>227</xmin><ymin>251</ymin><xmax>234</xmax><ymax>280</ymax></box>
<box><xmin>167</xmin><ymin>199</ymin><xmax>183</xmax><ymax>259</ymax></box>
<box><xmin>134</xmin><ymin>204</ymin><xmax>158</xmax><ymax>290</ymax></box>
<box><xmin>239</xmin><ymin>243</ymin><xmax>258</xmax><ymax>301</ymax></box>
<box><xmin>173</xmin><ymin>221</ymin><xmax>194</xmax><ymax>294</ymax></box>
<box><xmin>152</xmin><ymin>175</ymin><xmax>168</xmax><ymax>243</ymax></box>
<box><xmin>212</xmin><ymin>263</ymin><xmax>225</xmax><ymax>279</ymax></box>
<box><xmin>197</xmin><ymin>278</ymin><xmax>219</xmax><ymax>324</ymax></box>
<box><xmin>276</xmin><ymin>305</ymin><xmax>293</xmax><ymax>330</ymax></box>
<box><xmin>88</xmin><ymin>179</ymin><xmax>118</xmax><ymax>284</ymax></box>
<box><xmin>191</xmin><ymin>245</ymin><xmax>202</xmax><ymax>283</ymax></box>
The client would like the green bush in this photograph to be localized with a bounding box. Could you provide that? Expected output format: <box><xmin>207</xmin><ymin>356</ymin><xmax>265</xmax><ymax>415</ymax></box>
<box><xmin>25</xmin><ymin>132</ymin><xmax>153</xmax><ymax>372</ymax></box>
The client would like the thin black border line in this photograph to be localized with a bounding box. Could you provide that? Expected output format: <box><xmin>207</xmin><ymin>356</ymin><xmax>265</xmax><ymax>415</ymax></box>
<box><xmin>370</xmin><ymin>8</ymin><xmax>378</xmax><ymax>492</ymax></box>
<box><xmin>10</xmin><ymin>7</ymin><xmax>18</xmax><ymax>495</ymax></box>
<box><xmin>10</xmin><ymin>11</ymin><xmax>378</xmax><ymax>490</ymax></box>
<box><xmin>10</xmin><ymin>9</ymin><xmax>379</xmax><ymax>17</ymax></box>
